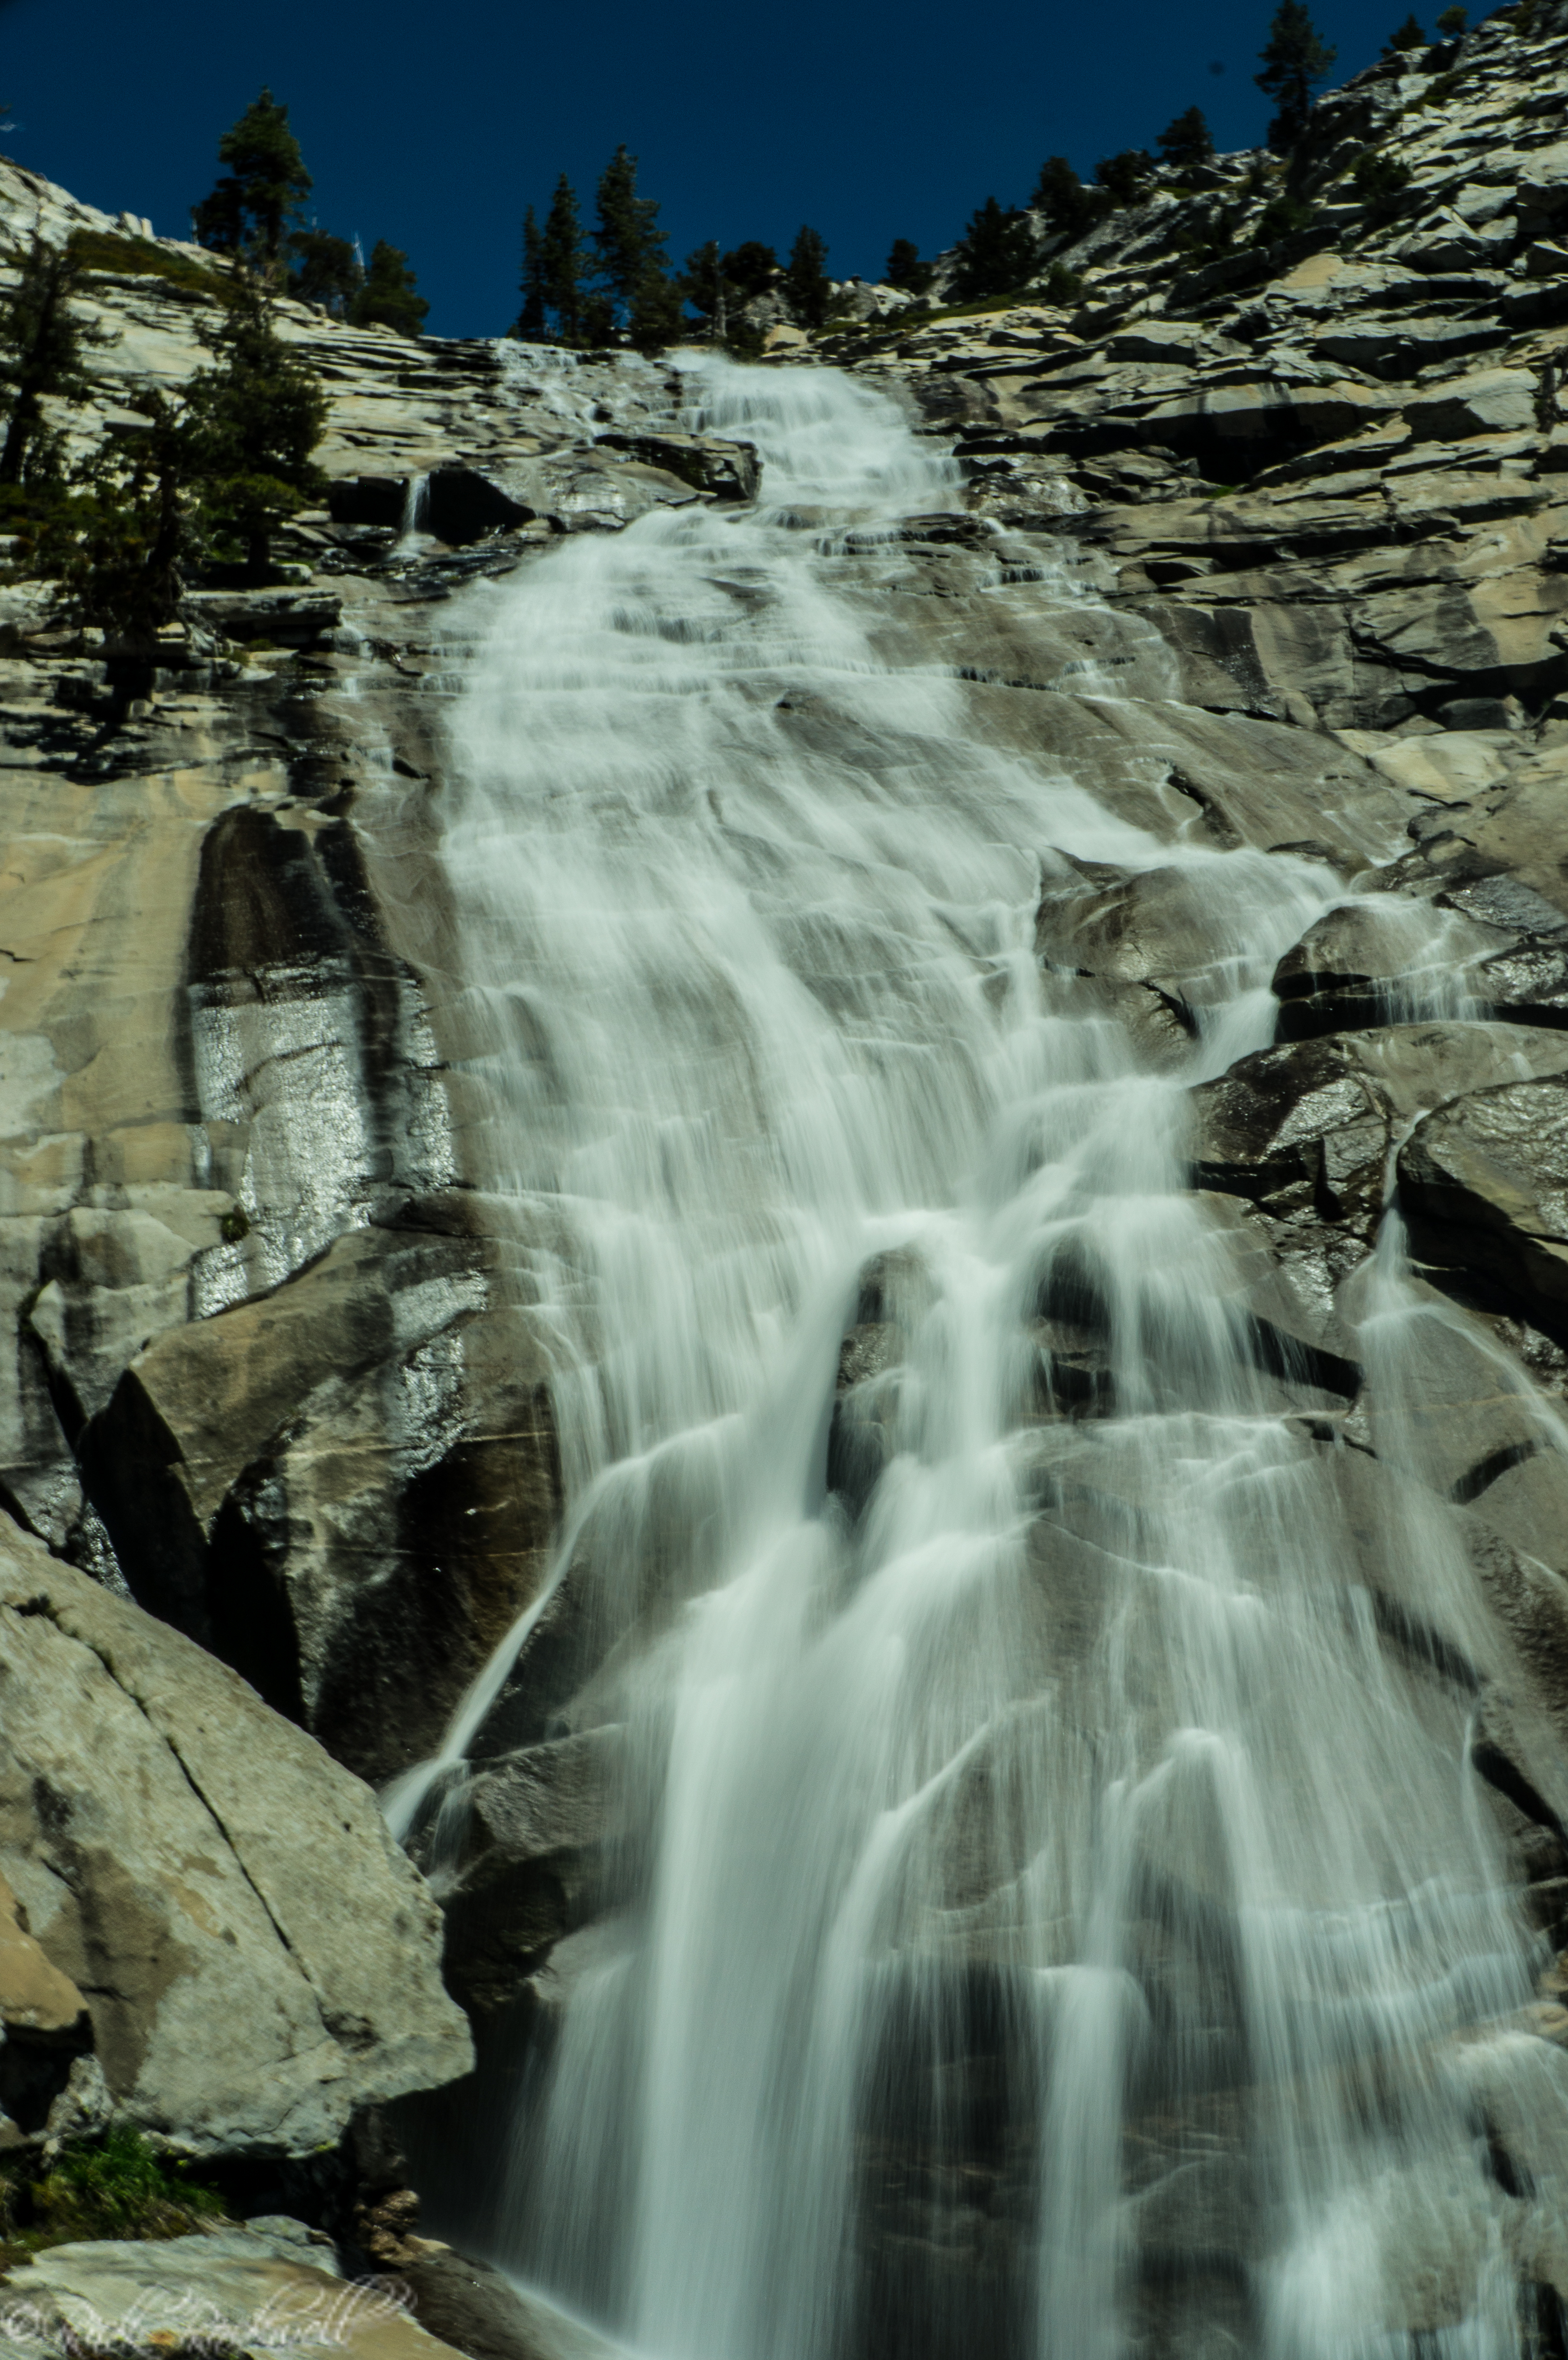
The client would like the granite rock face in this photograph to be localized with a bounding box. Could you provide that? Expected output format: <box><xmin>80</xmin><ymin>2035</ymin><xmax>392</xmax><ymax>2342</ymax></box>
<box><xmin>0</xmin><ymin>1520</ymin><xmax>471</xmax><ymax>2154</ymax></box>
<box><xmin>10</xmin><ymin>29</ymin><xmax>1568</xmax><ymax>2321</ymax></box>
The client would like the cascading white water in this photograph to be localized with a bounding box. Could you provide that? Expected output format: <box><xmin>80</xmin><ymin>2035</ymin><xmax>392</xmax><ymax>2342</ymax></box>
<box><xmin>402</xmin><ymin>357</ymin><xmax>1568</xmax><ymax>2360</ymax></box>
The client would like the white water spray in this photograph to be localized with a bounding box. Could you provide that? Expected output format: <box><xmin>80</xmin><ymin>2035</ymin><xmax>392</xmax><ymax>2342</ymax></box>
<box><xmin>394</xmin><ymin>359</ymin><xmax>1567</xmax><ymax>2360</ymax></box>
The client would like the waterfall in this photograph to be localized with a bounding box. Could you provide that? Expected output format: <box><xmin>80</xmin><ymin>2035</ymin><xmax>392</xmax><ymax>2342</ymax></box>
<box><xmin>399</xmin><ymin>472</ymin><xmax>432</xmax><ymax>546</ymax></box>
<box><xmin>404</xmin><ymin>358</ymin><xmax>1565</xmax><ymax>2360</ymax></box>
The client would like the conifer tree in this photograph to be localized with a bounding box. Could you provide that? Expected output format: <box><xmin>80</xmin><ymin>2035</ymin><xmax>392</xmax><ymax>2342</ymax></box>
<box><xmin>184</xmin><ymin>271</ymin><xmax>326</xmax><ymax>577</ymax></box>
<box><xmin>0</xmin><ymin>233</ymin><xmax>109</xmax><ymax>484</ymax></box>
<box><xmin>1255</xmin><ymin>0</ymin><xmax>1337</xmax><ymax>150</ymax></box>
<box><xmin>885</xmin><ymin>238</ymin><xmax>934</xmax><ymax>292</ymax></box>
<box><xmin>627</xmin><ymin>263</ymin><xmax>684</xmax><ymax>355</ymax></box>
<box><xmin>784</xmin><ymin>226</ymin><xmax>831</xmax><ymax>328</ymax></box>
<box><xmin>682</xmin><ymin>241</ymin><xmax>728</xmax><ymax>339</ymax></box>
<box><xmin>192</xmin><ymin>88</ymin><xmax>312</xmax><ymax>268</ymax></box>
<box><xmin>59</xmin><ymin>390</ymin><xmax>192</xmax><ymax>642</ymax></box>
<box><xmin>1157</xmin><ymin>107</ymin><xmax>1215</xmax><ymax>169</ymax></box>
<box><xmin>721</xmin><ymin>242</ymin><xmax>778</xmax><ymax>300</ymax></box>
<box><xmin>1436</xmin><ymin>4</ymin><xmax>1466</xmax><ymax>32</ymax></box>
<box><xmin>287</xmin><ymin>228</ymin><xmax>362</xmax><ymax>318</ymax></box>
<box><xmin>1032</xmin><ymin>156</ymin><xmax>1096</xmax><ymax>238</ymax></box>
<box><xmin>593</xmin><ymin>146</ymin><xmax>667</xmax><ymax>307</ymax></box>
<box><xmin>348</xmin><ymin>241</ymin><xmax>429</xmax><ymax>337</ymax></box>
<box><xmin>1386</xmin><ymin>11</ymin><xmax>1426</xmax><ymax>44</ymax></box>
<box><xmin>950</xmin><ymin>198</ymin><xmax>1037</xmax><ymax>301</ymax></box>
<box><xmin>516</xmin><ymin>207</ymin><xmax>547</xmax><ymax>338</ymax></box>
<box><xmin>540</xmin><ymin>176</ymin><xmax>587</xmax><ymax>343</ymax></box>
<box><xmin>1095</xmin><ymin>149</ymin><xmax>1155</xmax><ymax>206</ymax></box>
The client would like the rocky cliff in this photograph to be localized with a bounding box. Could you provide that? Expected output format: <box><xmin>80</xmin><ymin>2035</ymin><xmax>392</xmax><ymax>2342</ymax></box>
<box><xmin>6</xmin><ymin>9</ymin><xmax>1568</xmax><ymax>2340</ymax></box>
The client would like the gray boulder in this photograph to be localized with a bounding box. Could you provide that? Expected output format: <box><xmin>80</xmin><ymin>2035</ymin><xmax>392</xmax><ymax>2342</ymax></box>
<box><xmin>0</xmin><ymin>1518</ymin><xmax>471</xmax><ymax>2154</ymax></box>
<box><xmin>1400</xmin><ymin>1071</ymin><xmax>1568</xmax><ymax>1325</ymax></box>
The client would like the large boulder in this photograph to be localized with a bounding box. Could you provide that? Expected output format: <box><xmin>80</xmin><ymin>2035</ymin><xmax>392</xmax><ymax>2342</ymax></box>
<box><xmin>1400</xmin><ymin>1070</ymin><xmax>1568</xmax><ymax>1328</ymax></box>
<box><xmin>77</xmin><ymin>1213</ymin><xmax>561</xmax><ymax>1789</ymax></box>
<box><xmin>0</xmin><ymin>1520</ymin><xmax>471</xmax><ymax>2153</ymax></box>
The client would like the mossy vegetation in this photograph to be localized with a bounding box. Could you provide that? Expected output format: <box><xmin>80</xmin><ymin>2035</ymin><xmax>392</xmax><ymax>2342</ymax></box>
<box><xmin>0</xmin><ymin>2127</ymin><xmax>225</xmax><ymax>2268</ymax></box>
<box><xmin>66</xmin><ymin>231</ymin><xmax>227</xmax><ymax>301</ymax></box>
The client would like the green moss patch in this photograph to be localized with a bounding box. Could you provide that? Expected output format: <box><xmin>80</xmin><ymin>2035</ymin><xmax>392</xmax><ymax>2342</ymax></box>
<box><xmin>0</xmin><ymin>2127</ymin><xmax>225</xmax><ymax>2270</ymax></box>
<box><xmin>65</xmin><ymin>231</ymin><xmax>226</xmax><ymax>302</ymax></box>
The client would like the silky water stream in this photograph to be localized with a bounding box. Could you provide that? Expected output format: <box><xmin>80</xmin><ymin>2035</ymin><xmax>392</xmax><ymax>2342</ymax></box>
<box><xmin>393</xmin><ymin>358</ymin><xmax>1568</xmax><ymax>2360</ymax></box>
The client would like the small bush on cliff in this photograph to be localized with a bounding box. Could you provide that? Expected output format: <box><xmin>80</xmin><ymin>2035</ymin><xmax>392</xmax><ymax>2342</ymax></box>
<box><xmin>1437</xmin><ymin>3</ymin><xmax>1467</xmax><ymax>29</ymax></box>
<box><xmin>1250</xmin><ymin>191</ymin><xmax>1319</xmax><ymax>245</ymax></box>
<box><xmin>193</xmin><ymin>87</ymin><xmax>312</xmax><ymax>270</ymax></box>
<box><xmin>1039</xmin><ymin>259</ymin><xmax>1087</xmax><ymax>307</ymax></box>
<box><xmin>1255</xmin><ymin>0</ymin><xmax>1337</xmax><ymax>149</ymax></box>
<box><xmin>1350</xmin><ymin>148</ymin><xmax>1413</xmax><ymax>214</ymax></box>
<box><xmin>349</xmin><ymin>240</ymin><xmax>429</xmax><ymax>337</ymax></box>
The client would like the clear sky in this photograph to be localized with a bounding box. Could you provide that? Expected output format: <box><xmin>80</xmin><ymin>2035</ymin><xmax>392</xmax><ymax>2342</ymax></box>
<box><xmin>7</xmin><ymin>0</ymin><xmax>1406</xmax><ymax>335</ymax></box>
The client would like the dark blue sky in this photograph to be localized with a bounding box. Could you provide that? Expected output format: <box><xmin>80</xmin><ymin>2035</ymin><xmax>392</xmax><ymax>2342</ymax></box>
<box><xmin>10</xmin><ymin>0</ymin><xmax>1398</xmax><ymax>335</ymax></box>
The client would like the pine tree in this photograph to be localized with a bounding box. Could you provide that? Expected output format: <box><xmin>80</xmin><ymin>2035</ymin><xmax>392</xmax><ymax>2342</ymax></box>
<box><xmin>516</xmin><ymin>207</ymin><xmax>547</xmax><ymax>338</ymax></box>
<box><xmin>184</xmin><ymin>271</ymin><xmax>326</xmax><ymax>577</ymax></box>
<box><xmin>593</xmin><ymin>146</ymin><xmax>667</xmax><ymax>307</ymax></box>
<box><xmin>682</xmin><ymin>241</ymin><xmax>728</xmax><ymax>339</ymax></box>
<box><xmin>721</xmin><ymin>243</ymin><xmax>778</xmax><ymax>300</ymax></box>
<box><xmin>1255</xmin><ymin>0</ymin><xmax>1337</xmax><ymax>151</ymax></box>
<box><xmin>1157</xmin><ymin>107</ymin><xmax>1215</xmax><ymax>169</ymax></box>
<box><xmin>1032</xmin><ymin>156</ymin><xmax>1097</xmax><ymax>238</ymax></box>
<box><xmin>627</xmin><ymin>263</ymin><xmax>684</xmax><ymax>355</ymax></box>
<box><xmin>1386</xmin><ymin>11</ymin><xmax>1426</xmax><ymax>44</ymax></box>
<box><xmin>0</xmin><ymin>234</ymin><xmax>110</xmax><ymax>484</ymax></box>
<box><xmin>348</xmin><ymin>241</ymin><xmax>429</xmax><ymax>337</ymax></box>
<box><xmin>950</xmin><ymin>198</ymin><xmax>1038</xmax><ymax>301</ymax></box>
<box><xmin>1436</xmin><ymin>4</ymin><xmax>1467</xmax><ymax>32</ymax></box>
<box><xmin>192</xmin><ymin>88</ymin><xmax>312</xmax><ymax>269</ymax></box>
<box><xmin>784</xmin><ymin>226</ymin><xmax>831</xmax><ymax>328</ymax></box>
<box><xmin>287</xmin><ymin>229</ymin><xmax>362</xmax><ymax>318</ymax></box>
<box><xmin>540</xmin><ymin>176</ymin><xmax>587</xmax><ymax>343</ymax></box>
<box><xmin>885</xmin><ymin>238</ymin><xmax>934</xmax><ymax>293</ymax></box>
<box><xmin>1095</xmin><ymin>149</ymin><xmax>1155</xmax><ymax>206</ymax></box>
<box><xmin>58</xmin><ymin>391</ymin><xmax>193</xmax><ymax>643</ymax></box>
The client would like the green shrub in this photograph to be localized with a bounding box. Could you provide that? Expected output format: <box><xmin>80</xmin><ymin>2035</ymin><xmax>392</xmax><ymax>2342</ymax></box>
<box><xmin>1</xmin><ymin>2126</ymin><xmax>223</xmax><ymax>2265</ymax></box>
<box><xmin>1250</xmin><ymin>193</ymin><xmax>1319</xmax><ymax>246</ymax></box>
<box><xmin>1038</xmin><ymin>260</ymin><xmax>1088</xmax><ymax>306</ymax></box>
<box><xmin>1350</xmin><ymin>148</ymin><xmax>1414</xmax><ymax>216</ymax></box>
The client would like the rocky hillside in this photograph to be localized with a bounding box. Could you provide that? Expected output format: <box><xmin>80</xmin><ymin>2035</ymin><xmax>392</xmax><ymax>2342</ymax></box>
<box><xmin>6</xmin><ymin>8</ymin><xmax>1568</xmax><ymax>2342</ymax></box>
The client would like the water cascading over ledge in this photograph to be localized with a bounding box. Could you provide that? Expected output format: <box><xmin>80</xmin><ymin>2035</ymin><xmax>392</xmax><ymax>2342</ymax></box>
<box><xmin>386</xmin><ymin>358</ymin><xmax>1568</xmax><ymax>2360</ymax></box>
